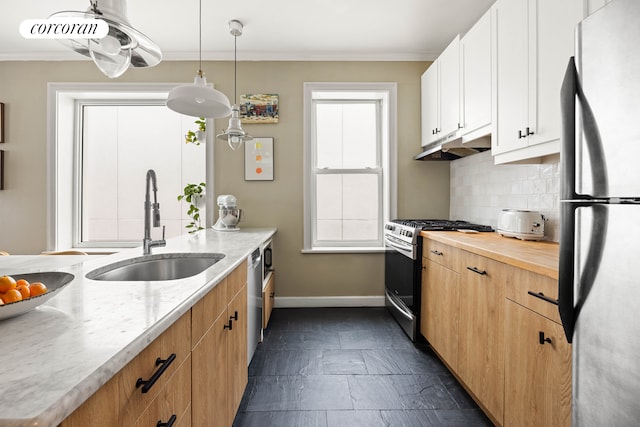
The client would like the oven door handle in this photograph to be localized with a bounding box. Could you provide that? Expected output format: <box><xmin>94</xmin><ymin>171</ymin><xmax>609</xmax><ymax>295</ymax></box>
<box><xmin>385</xmin><ymin>290</ymin><xmax>414</xmax><ymax>321</ymax></box>
<box><xmin>384</xmin><ymin>236</ymin><xmax>415</xmax><ymax>260</ymax></box>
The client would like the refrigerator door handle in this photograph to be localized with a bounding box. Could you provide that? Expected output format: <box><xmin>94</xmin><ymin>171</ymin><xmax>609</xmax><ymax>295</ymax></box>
<box><xmin>560</xmin><ymin>56</ymin><xmax>609</xmax><ymax>200</ymax></box>
<box><xmin>560</xmin><ymin>57</ymin><xmax>578</xmax><ymax>201</ymax></box>
<box><xmin>559</xmin><ymin>203</ymin><xmax>609</xmax><ymax>343</ymax></box>
<box><xmin>558</xmin><ymin>203</ymin><xmax>577</xmax><ymax>342</ymax></box>
<box><xmin>559</xmin><ymin>57</ymin><xmax>611</xmax><ymax>343</ymax></box>
<box><xmin>559</xmin><ymin>58</ymin><xmax>579</xmax><ymax>341</ymax></box>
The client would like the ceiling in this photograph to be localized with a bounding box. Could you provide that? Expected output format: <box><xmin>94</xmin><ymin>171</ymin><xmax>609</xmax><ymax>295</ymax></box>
<box><xmin>1</xmin><ymin>0</ymin><xmax>495</xmax><ymax>62</ymax></box>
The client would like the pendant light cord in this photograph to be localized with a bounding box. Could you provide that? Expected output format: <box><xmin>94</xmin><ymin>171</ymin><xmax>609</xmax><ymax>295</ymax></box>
<box><xmin>198</xmin><ymin>0</ymin><xmax>202</xmax><ymax>72</ymax></box>
<box><xmin>234</xmin><ymin>33</ymin><xmax>237</xmax><ymax>105</ymax></box>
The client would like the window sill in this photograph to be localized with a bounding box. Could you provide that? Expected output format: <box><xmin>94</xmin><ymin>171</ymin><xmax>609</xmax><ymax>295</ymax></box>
<box><xmin>301</xmin><ymin>247</ymin><xmax>385</xmax><ymax>254</ymax></box>
<box><xmin>71</xmin><ymin>248</ymin><xmax>123</xmax><ymax>255</ymax></box>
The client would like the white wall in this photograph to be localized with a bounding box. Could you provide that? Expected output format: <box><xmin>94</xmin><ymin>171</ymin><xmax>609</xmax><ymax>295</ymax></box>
<box><xmin>450</xmin><ymin>151</ymin><xmax>560</xmax><ymax>242</ymax></box>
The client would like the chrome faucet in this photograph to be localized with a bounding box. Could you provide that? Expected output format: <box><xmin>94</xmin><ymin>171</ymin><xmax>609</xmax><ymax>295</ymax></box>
<box><xmin>143</xmin><ymin>169</ymin><xmax>166</xmax><ymax>255</ymax></box>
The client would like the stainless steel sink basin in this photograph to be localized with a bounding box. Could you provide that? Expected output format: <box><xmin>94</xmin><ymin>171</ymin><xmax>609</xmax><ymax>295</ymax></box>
<box><xmin>86</xmin><ymin>253</ymin><xmax>225</xmax><ymax>281</ymax></box>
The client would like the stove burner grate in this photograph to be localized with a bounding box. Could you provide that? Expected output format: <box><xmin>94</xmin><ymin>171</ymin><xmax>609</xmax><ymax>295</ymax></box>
<box><xmin>392</xmin><ymin>219</ymin><xmax>493</xmax><ymax>232</ymax></box>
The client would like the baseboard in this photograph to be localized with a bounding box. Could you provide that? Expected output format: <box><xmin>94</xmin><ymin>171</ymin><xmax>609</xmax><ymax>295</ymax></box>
<box><xmin>274</xmin><ymin>296</ymin><xmax>386</xmax><ymax>308</ymax></box>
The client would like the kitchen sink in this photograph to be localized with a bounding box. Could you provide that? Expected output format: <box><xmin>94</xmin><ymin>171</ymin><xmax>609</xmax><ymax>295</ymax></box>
<box><xmin>86</xmin><ymin>253</ymin><xmax>225</xmax><ymax>282</ymax></box>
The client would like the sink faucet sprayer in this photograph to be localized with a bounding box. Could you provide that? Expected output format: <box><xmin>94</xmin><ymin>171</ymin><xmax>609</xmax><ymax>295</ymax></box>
<box><xmin>143</xmin><ymin>169</ymin><xmax>166</xmax><ymax>255</ymax></box>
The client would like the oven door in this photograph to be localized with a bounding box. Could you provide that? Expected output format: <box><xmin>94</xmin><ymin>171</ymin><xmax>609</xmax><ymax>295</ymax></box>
<box><xmin>384</xmin><ymin>235</ymin><xmax>420</xmax><ymax>341</ymax></box>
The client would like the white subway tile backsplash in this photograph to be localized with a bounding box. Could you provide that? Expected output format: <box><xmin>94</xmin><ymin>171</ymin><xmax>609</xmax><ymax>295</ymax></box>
<box><xmin>450</xmin><ymin>151</ymin><xmax>560</xmax><ymax>242</ymax></box>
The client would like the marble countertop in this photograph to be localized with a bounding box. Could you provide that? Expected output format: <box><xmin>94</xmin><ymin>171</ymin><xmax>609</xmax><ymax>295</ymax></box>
<box><xmin>0</xmin><ymin>228</ymin><xmax>276</xmax><ymax>427</ymax></box>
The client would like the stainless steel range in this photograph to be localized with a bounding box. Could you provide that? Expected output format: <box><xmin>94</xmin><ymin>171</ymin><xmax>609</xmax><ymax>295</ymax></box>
<box><xmin>384</xmin><ymin>219</ymin><xmax>493</xmax><ymax>341</ymax></box>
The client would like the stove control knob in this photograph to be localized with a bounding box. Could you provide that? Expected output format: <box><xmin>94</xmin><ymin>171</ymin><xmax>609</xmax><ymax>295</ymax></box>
<box><xmin>407</xmin><ymin>231</ymin><xmax>413</xmax><ymax>237</ymax></box>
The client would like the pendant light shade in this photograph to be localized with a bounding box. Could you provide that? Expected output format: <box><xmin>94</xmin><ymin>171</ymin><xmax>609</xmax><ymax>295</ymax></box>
<box><xmin>216</xmin><ymin>105</ymin><xmax>253</xmax><ymax>150</ymax></box>
<box><xmin>217</xmin><ymin>20</ymin><xmax>253</xmax><ymax>150</ymax></box>
<box><xmin>50</xmin><ymin>0</ymin><xmax>161</xmax><ymax>79</ymax></box>
<box><xmin>166</xmin><ymin>0</ymin><xmax>231</xmax><ymax>119</ymax></box>
<box><xmin>167</xmin><ymin>71</ymin><xmax>231</xmax><ymax>118</ymax></box>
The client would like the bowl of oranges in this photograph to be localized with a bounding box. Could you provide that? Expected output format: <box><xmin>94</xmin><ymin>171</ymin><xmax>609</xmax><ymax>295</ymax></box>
<box><xmin>0</xmin><ymin>272</ymin><xmax>74</xmax><ymax>320</ymax></box>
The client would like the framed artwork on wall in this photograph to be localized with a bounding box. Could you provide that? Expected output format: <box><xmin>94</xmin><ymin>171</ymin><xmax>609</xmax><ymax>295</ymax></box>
<box><xmin>0</xmin><ymin>102</ymin><xmax>4</xmax><ymax>143</ymax></box>
<box><xmin>244</xmin><ymin>138</ymin><xmax>274</xmax><ymax>181</ymax></box>
<box><xmin>1</xmin><ymin>150</ymin><xmax>4</xmax><ymax>190</ymax></box>
<box><xmin>240</xmin><ymin>94</ymin><xmax>278</xmax><ymax>124</ymax></box>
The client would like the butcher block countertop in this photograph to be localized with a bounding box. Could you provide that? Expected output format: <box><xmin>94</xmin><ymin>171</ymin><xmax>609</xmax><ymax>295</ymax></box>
<box><xmin>420</xmin><ymin>231</ymin><xmax>559</xmax><ymax>280</ymax></box>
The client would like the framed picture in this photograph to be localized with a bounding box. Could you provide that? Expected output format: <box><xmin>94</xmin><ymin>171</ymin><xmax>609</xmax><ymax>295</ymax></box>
<box><xmin>1</xmin><ymin>150</ymin><xmax>4</xmax><ymax>190</ymax></box>
<box><xmin>240</xmin><ymin>94</ymin><xmax>278</xmax><ymax>124</ymax></box>
<box><xmin>244</xmin><ymin>138</ymin><xmax>274</xmax><ymax>181</ymax></box>
<box><xmin>0</xmin><ymin>103</ymin><xmax>4</xmax><ymax>143</ymax></box>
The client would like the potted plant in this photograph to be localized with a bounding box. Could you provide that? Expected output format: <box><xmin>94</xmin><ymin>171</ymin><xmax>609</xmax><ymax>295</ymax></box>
<box><xmin>185</xmin><ymin>117</ymin><xmax>207</xmax><ymax>145</ymax></box>
<box><xmin>177</xmin><ymin>182</ymin><xmax>206</xmax><ymax>233</ymax></box>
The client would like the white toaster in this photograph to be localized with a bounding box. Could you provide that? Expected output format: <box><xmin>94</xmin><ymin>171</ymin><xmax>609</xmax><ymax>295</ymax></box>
<box><xmin>497</xmin><ymin>209</ymin><xmax>545</xmax><ymax>241</ymax></box>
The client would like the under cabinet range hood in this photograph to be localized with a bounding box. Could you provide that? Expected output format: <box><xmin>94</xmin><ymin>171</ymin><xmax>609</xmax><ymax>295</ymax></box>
<box><xmin>415</xmin><ymin>135</ymin><xmax>491</xmax><ymax>161</ymax></box>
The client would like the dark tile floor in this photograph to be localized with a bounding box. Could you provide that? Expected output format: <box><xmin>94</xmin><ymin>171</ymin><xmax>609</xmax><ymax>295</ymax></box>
<box><xmin>232</xmin><ymin>307</ymin><xmax>493</xmax><ymax>427</ymax></box>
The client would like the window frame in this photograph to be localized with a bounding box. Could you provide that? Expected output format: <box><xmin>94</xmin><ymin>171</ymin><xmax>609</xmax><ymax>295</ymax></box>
<box><xmin>302</xmin><ymin>82</ymin><xmax>397</xmax><ymax>253</ymax></box>
<box><xmin>46</xmin><ymin>83</ymin><xmax>216</xmax><ymax>252</ymax></box>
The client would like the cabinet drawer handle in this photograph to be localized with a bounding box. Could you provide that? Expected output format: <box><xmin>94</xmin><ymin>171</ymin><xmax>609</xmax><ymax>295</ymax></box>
<box><xmin>527</xmin><ymin>291</ymin><xmax>559</xmax><ymax>306</ymax></box>
<box><xmin>156</xmin><ymin>414</ymin><xmax>178</xmax><ymax>427</ymax></box>
<box><xmin>230</xmin><ymin>310</ymin><xmax>238</xmax><ymax>321</ymax></box>
<box><xmin>539</xmin><ymin>331</ymin><xmax>552</xmax><ymax>345</ymax></box>
<box><xmin>526</xmin><ymin>127</ymin><xmax>534</xmax><ymax>136</ymax></box>
<box><xmin>466</xmin><ymin>266</ymin><xmax>487</xmax><ymax>275</ymax></box>
<box><xmin>269</xmin><ymin>292</ymin><xmax>275</xmax><ymax>299</ymax></box>
<box><xmin>136</xmin><ymin>353</ymin><xmax>176</xmax><ymax>393</ymax></box>
<box><xmin>518</xmin><ymin>129</ymin><xmax>525</xmax><ymax>139</ymax></box>
<box><xmin>224</xmin><ymin>319</ymin><xmax>233</xmax><ymax>331</ymax></box>
<box><xmin>430</xmin><ymin>250</ymin><xmax>443</xmax><ymax>256</ymax></box>
<box><xmin>157</xmin><ymin>414</ymin><xmax>177</xmax><ymax>427</ymax></box>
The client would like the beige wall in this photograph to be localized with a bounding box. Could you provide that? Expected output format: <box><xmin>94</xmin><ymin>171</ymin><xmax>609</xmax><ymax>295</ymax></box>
<box><xmin>0</xmin><ymin>60</ymin><xmax>450</xmax><ymax>298</ymax></box>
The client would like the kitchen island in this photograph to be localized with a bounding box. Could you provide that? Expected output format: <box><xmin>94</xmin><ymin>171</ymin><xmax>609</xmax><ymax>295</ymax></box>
<box><xmin>0</xmin><ymin>228</ymin><xmax>276</xmax><ymax>427</ymax></box>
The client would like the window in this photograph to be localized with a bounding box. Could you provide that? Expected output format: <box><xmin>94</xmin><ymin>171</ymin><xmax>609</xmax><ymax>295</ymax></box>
<box><xmin>303</xmin><ymin>83</ymin><xmax>397</xmax><ymax>252</ymax></box>
<box><xmin>47</xmin><ymin>83</ymin><xmax>213</xmax><ymax>250</ymax></box>
<box><xmin>79</xmin><ymin>103</ymin><xmax>205</xmax><ymax>246</ymax></box>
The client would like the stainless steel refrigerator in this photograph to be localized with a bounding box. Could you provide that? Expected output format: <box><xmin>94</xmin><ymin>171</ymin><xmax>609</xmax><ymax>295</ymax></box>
<box><xmin>559</xmin><ymin>0</ymin><xmax>640</xmax><ymax>425</ymax></box>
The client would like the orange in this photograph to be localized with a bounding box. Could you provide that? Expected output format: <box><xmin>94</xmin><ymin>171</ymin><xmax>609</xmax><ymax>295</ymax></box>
<box><xmin>16</xmin><ymin>284</ymin><xmax>31</xmax><ymax>299</ymax></box>
<box><xmin>29</xmin><ymin>282</ymin><xmax>48</xmax><ymax>297</ymax></box>
<box><xmin>15</xmin><ymin>279</ymin><xmax>30</xmax><ymax>288</ymax></box>
<box><xmin>2</xmin><ymin>289</ymin><xmax>22</xmax><ymax>303</ymax></box>
<box><xmin>0</xmin><ymin>276</ymin><xmax>17</xmax><ymax>293</ymax></box>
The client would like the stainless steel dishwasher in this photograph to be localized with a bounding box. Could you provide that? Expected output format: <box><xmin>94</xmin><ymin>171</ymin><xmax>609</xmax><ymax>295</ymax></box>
<box><xmin>247</xmin><ymin>247</ymin><xmax>262</xmax><ymax>366</ymax></box>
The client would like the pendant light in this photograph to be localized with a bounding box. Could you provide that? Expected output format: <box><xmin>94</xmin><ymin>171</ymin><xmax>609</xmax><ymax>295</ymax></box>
<box><xmin>50</xmin><ymin>0</ymin><xmax>161</xmax><ymax>79</ymax></box>
<box><xmin>166</xmin><ymin>0</ymin><xmax>231</xmax><ymax>119</ymax></box>
<box><xmin>217</xmin><ymin>20</ymin><xmax>253</xmax><ymax>151</ymax></box>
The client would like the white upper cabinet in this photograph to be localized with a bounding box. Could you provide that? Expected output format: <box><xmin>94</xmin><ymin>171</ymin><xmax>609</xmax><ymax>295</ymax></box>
<box><xmin>460</xmin><ymin>9</ymin><xmax>492</xmax><ymax>141</ymax></box>
<box><xmin>492</xmin><ymin>0</ymin><xmax>583</xmax><ymax>164</ymax></box>
<box><xmin>439</xmin><ymin>35</ymin><xmax>461</xmax><ymax>138</ymax></box>
<box><xmin>421</xmin><ymin>35</ymin><xmax>460</xmax><ymax>147</ymax></box>
<box><xmin>421</xmin><ymin>62</ymin><xmax>439</xmax><ymax>146</ymax></box>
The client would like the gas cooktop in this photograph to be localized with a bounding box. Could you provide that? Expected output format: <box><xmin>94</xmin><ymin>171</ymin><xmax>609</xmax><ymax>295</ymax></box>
<box><xmin>391</xmin><ymin>219</ymin><xmax>494</xmax><ymax>232</ymax></box>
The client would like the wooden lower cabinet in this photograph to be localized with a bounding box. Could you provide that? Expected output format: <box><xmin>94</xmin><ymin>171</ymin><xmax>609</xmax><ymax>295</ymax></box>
<box><xmin>191</xmin><ymin>262</ymin><xmax>248</xmax><ymax>427</ymax></box>
<box><xmin>421</xmin><ymin>258</ymin><xmax>459</xmax><ymax>371</ymax></box>
<box><xmin>458</xmin><ymin>252</ymin><xmax>508</xmax><ymax>425</ymax></box>
<box><xmin>192</xmin><ymin>310</ymin><xmax>229</xmax><ymax>427</ymax></box>
<box><xmin>420</xmin><ymin>236</ymin><xmax>570</xmax><ymax>426</ymax></box>
<box><xmin>263</xmin><ymin>273</ymin><xmax>275</xmax><ymax>329</ymax></box>
<box><xmin>61</xmin><ymin>313</ymin><xmax>192</xmax><ymax>427</ymax></box>
<box><xmin>504</xmin><ymin>300</ymin><xmax>572</xmax><ymax>427</ymax></box>
<box><xmin>62</xmin><ymin>260</ymin><xmax>249</xmax><ymax>427</ymax></box>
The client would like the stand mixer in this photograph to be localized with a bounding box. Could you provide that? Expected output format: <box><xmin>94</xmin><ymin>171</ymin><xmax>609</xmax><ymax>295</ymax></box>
<box><xmin>212</xmin><ymin>195</ymin><xmax>242</xmax><ymax>231</ymax></box>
